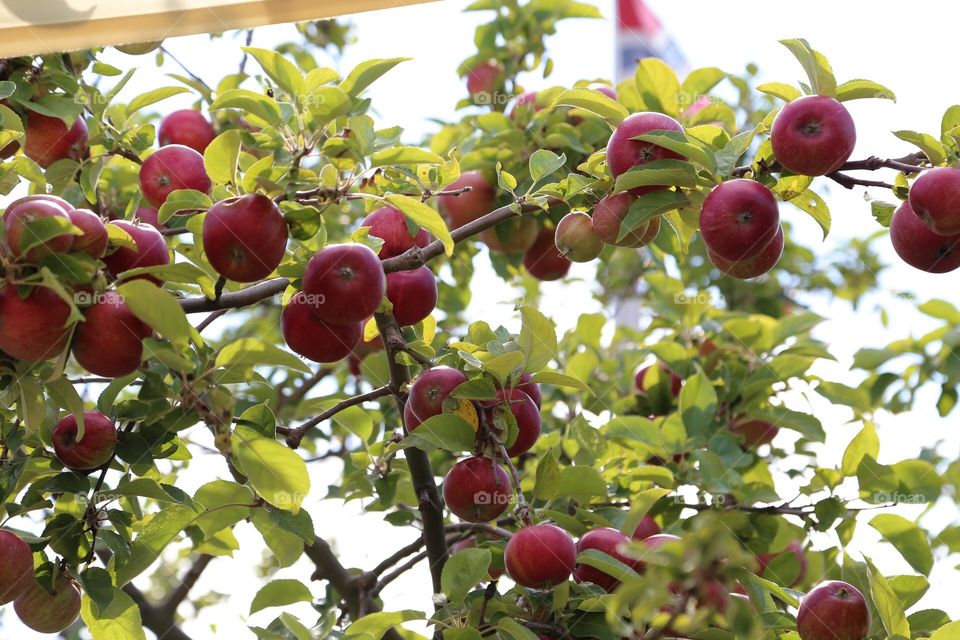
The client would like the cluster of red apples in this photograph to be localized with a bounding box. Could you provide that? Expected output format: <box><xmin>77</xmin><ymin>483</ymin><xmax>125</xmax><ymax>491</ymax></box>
<box><xmin>0</xmin><ymin>409</ymin><xmax>119</xmax><ymax>632</ymax></box>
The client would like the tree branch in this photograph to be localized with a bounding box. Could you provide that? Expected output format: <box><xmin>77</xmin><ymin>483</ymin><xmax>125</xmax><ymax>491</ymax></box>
<box><xmin>304</xmin><ymin>536</ymin><xmax>404</xmax><ymax>640</ymax></box>
<box><xmin>374</xmin><ymin>311</ymin><xmax>449</xmax><ymax>603</ymax></box>
<box><xmin>124</xmin><ymin>583</ymin><xmax>194</xmax><ymax>640</ymax></box>
<box><xmin>158</xmin><ymin>554</ymin><xmax>214</xmax><ymax>620</ymax></box>
<box><xmin>180</xmin><ymin>278</ymin><xmax>289</xmax><ymax>313</ymax></box>
<box><xmin>825</xmin><ymin>172</ymin><xmax>894</xmax><ymax>190</ymax></box>
<box><xmin>283</xmin><ymin>385</ymin><xmax>392</xmax><ymax>448</ymax></box>
<box><xmin>380</xmin><ymin>202</ymin><xmax>538</xmax><ymax>273</ymax></box>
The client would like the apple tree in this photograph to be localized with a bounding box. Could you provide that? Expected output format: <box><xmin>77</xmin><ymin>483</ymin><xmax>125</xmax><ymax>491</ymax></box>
<box><xmin>0</xmin><ymin>2</ymin><xmax>956</xmax><ymax>639</ymax></box>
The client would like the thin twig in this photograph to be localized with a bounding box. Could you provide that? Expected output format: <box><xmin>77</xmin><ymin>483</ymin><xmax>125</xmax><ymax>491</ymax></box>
<box><xmin>284</xmin><ymin>385</ymin><xmax>392</xmax><ymax>448</ymax></box>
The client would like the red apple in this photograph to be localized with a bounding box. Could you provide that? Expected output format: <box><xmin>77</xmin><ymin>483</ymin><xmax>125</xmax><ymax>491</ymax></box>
<box><xmin>555</xmin><ymin>211</ymin><xmax>603</xmax><ymax>262</ymax></box>
<box><xmin>631</xmin><ymin>515</ymin><xmax>661</xmax><ymax>540</ymax></box>
<box><xmin>72</xmin><ymin>290</ymin><xmax>152</xmax><ymax>377</ymax></box>
<box><xmin>728</xmin><ymin>417</ymin><xmax>779</xmax><ymax>450</ymax></box>
<box><xmin>67</xmin><ymin>208</ymin><xmax>108</xmax><ymax>258</ymax></box>
<box><xmin>758</xmin><ymin>540</ymin><xmax>807</xmax><ymax>587</ymax></box>
<box><xmin>770</xmin><ymin>96</ymin><xmax>856</xmax><ymax>177</ymax></box>
<box><xmin>588</xmin><ymin>83</ymin><xmax>617</xmax><ymax>100</ymax></box>
<box><xmin>103</xmin><ymin>220</ymin><xmax>171</xmax><ymax>284</ymax></box>
<box><xmin>487</xmin><ymin>387</ymin><xmax>541</xmax><ymax>457</ymax></box>
<box><xmin>13</xmin><ymin>571</ymin><xmax>82</xmax><ymax>634</ymax></box>
<box><xmin>6</xmin><ymin>193</ymin><xmax>73</xmax><ymax>213</ymax></box>
<box><xmin>908</xmin><ymin>167</ymin><xmax>960</xmax><ymax>236</ymax></box>
<box><xmin>0</xmin><ymin>530</ymin><xmax>34</xmax><ymax>604</ymax></box>
<box><xmin>796</xmin><ymin>580</ymin><xmax>869</xmax><ymax>640</ymax></box>
<box><xmin>695</xmin><ymin>579</ymin><xmax>730</xmax><ymax>613</ymax></box>
<box><xmin>52</xmin><ymin>410</ymin><xmax>118</xmax><ymax>471</ymax></box>
<box><xmin>281</xmin><ymin>291</ymin><xmax>362</xmax><ymax>363</ymax></box>
<box><xmin>481</xmin><ymin>216</ymin><xmax>539</xmax><ymax>253</ymax></box>
<box><xmin>592</xmin><ymin>193</ymin><xmax>660</xmax><ymax>248</ymax></box>
<box><xmin>708</xmin><ymin>226</ymin><xmax>784</xmax><ymax>279</ymax></box>
<box><xmin>135</xmin><ymin>206</ymin><xmax>166</xmax><ymax>231</ymax></box>
<box><xmin>385</xmin><ymin>266</ymin><xmax>437</xmax><ymax>327</ymax></box>
<box><xmin>158</xmin><ymin>109</ymin><xmax>216</xmax><ymax>153</ymax></box>
<box><xmin>302</xmin><ymin>244</ymin><xmax>385</xmax><ymax>324</ymax></box>
<box><xmin>606</xmin><ymin>112</ymin><xmax>685</xmax><ymax>196</ymax></box>
<box><xmin>0</xmin><ymin>284</ymin><xmax>71</xmax><ymax>361</ymax></box>
<box><xmin>890</xmin><ymin>201</ymin><xmax>960</xmax><ymax>273</ymax></box>
<box><xmin>504</xmin><ymin>523</ymin><xmax>576</xmax><ymax>588</ymax></box>
<box><xmin>403</xmin><ymin>402</ymin><xmax>421</xmax><ymax>433</ymax></box>
<box><xmin>466</xmin><ymin>61</ymin><xmax>504</xmax><ymax>101</ymax></box>
<box><xmin>24</xmin><ymin>112</ymin><xmax>88</xmax><ymax>168</ymax></box>
<box><xmin>408</xmin><ymin>366</ymin><xmax>468</xmax><ymax>422</ymax></box>
<box><xmin>635</xmin><ymin>363</ymin><xmax>682</xmax><ymax>396</ymax></box>
<box><xmin>523</xmin><ymin>228</ymin><xmax>571</xmax><ymax>281</ymax></box>
<box><xmin>361</xmin><ymin>206</ymin><xmax>430</xmax><ymax>259</ymax></box>
<box><xmin>440</xmin><ymin>171</ymin><xmax>496</xmax><ymax>229</ymax></box>
<box><xmin>203</xmin><ymin>193</ymin><xmax>289</xmax><ymax>283</ymax></box>
<box><xmin>442</xmin><ymin>455</ymin><xmax>512</xmax><ymax>522</ymax></box>
<box><xmin>514</xmin><ymin>373</ymin><xmax>542</xmax><ymax>408</ymax></box>
<box><xmin>509</xmin><ymin>91</ymin><xmax>542</xmax><ymax>119</ymax></box>
<box><xmin>699</xmin><ymin>179</ymin><xmax>780</xmax><ymax>262</ymax></box>
<box><xmin>3</xmin><ymin>198</ymin><xmax>74</xmax><ymax>261</ymax></box>
<box><xmin>574</xmin><ymin>527</ymin><xmax>638</xmax><ymax>591</ymax></box>
<box><xmin>139</xmin><ymin>144</ymin><xmax>212</xmax><ymax>207</ymax></box>
<box><xmin>632</xmin><ymin>533</ymin><xmax>681</xmax><ymax>573</ymax></box>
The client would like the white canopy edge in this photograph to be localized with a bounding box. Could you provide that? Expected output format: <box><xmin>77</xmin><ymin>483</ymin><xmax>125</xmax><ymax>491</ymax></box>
<box><xmin>0</xmin><ymin>0</ymin><xmax>435</xmax><ymax>57</ymax></box>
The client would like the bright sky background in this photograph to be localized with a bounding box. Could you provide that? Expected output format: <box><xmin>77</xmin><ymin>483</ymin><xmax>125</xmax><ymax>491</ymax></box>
<box><xmin>4</xmin><ymin>1</ymin><xmax>960</xmax><ymax>637</ymax></box>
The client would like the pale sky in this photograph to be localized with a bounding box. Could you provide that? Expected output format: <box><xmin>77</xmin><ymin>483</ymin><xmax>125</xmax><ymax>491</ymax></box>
<box><xmin>3</xmin><ymin>1</ymin><xmax>960</xmax><ymax>637</ymax></box>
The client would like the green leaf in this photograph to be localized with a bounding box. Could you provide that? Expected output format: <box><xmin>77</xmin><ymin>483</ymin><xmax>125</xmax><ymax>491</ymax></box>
<box><xmin>250</xmin><ymin>579</ymin><xmax>313</xmax><ymax>614</ymax></box>
<box><xmin>613</xmin><ymin>159</ymin><xmax>699</xmax><ymax>194</ymax></box>
<box><xmin>193</xmin><ymin>480</ymin><xmax>255</xmax><ymax>538</ymax></box>
<box><xmin>617</xmin><ymin>189</ymin><xmax>688</xmax><ymax>241</ymax></box>
<box><xmin>204</xmin><ymin>130</ymin><xmax>243</xmax><ymax>186</ymax></box>
<box><xmin>209</xmin><ymin>89</ymin><xmax>282</xmax><ymax>126</ymax></box>
<box><xmin>404</xmin><ymin>415</ymin><xmax>476</xmax><ymax>453</ymax></box>
<box><xmin>631</xmin><ymin>131</ymin><xmax>716</xmax><ymax>172</ymax></box>
<box><xmin>241</xmin><ymin>47</ymin><xmax>305</xmax><ymax>98</ymax></box>
<box><xmin>551</xmin><ymin>88</ymin><xmax>628</xmax><ymax>125</ymax></box>
<box><xmin>779</xmin><ymin>38</ymin><xmax>836</xmax><ymax>96</ymax></box>
<box><xmin>518</xmin><ymin>305</ymin><xmax>557</xmax><ymax>371</ymax></box>
<box><xmin>841</xmin><ymin>421</ymin><xmax>879</xmax><ymax>477</ymax></box>
<box><xmin>339</xmin><ymin>58</ymin><xmax>410</xmax><ymax>97</ymax></box>
<box><xmin>126</xmin><ymin>86</ymin><xmax>190</xmax><ymax>116</ymax></box>
<box><xmin>931</xmin><ymin>621</ymin><xmax>960</xmax><ymax>639</ymax></box>
<box><xmin>533</xmin><ymin>453</ymin><xmax>561</xmax><ymax>500</ymax></box>
<box><xmin>250</xmin><ymin>510</ymin><xmax>303</xmax><ymax>568</ymax></box>
<box><xmin>46</xmin><ymin>376</ymin><xmax>86</xmax><ymax>441</ymax></box>
<box><xmin>679</xmin><ymin>370</ymin><xmax>717</xmax><ymax>435</ymax></box>
<box><xmin>576</xmin><ymin>548</ymin><xmax>641</xmax><ymax>583</ymax></box>
<box><xmin>482</xmin><ymin>351</ymin><xmax>526</xmax><ymax>386</ymax></box>
<box><xmin>385</xmin><ymin>193</ymin><xmax>453</xmax><ymax>256</ymax></box>
<box><xmin>918</xmin><ymin>299</ymin><xmax>960</xmax><ymax>323</ymax></box>
<box><xmin>343</xmin><ymin>610</ymin><xmax>423</xmax><ymax>639</ymax></box>
<box><xmin>634</xmin><ymin>57</ymin><xmax>681</xmax><ymax>116</ymax></box>
<box><xmin>115</xmin><ymin>505</ymin><xmax>198</xmax><ymax>585</ymax></box>
<box><xmin>117</xmin><ymin>279</ymin><xmax>196</xmax><ymax>346</ymax></box>
<box><xmin>217</xmin><ymin>337</ymin><xmax>311</xmax><ymax>374</ymax></box>
<box><xmin>528</xmin><ymin>149</ymin><xmax>566</xmax><ymax>185</ymax></box>
<box><xmin>529</xmin><ymin>370</ymin><xmax>589</xmax><ymax>391</ymax></box>
<box><xmin>680</xmin><ymin>67</ymin><xmax>726</xmax><ymax>102</ymax></box>
<box><xmin>789</xmin><ymin>189</ymin><xmax>831</xmax><ymax>239</ymax></box>
<box><xmin>756</xmin><ymin>83</ymin><xmax>802</xmax><ymax>102</ymax></box>
<box><xmin>893</xmin><ymin>130</ymin><xmax>946</xmax><ymax>166</ymax></box>
<box><xmin>496</xmin><ymin>618</ymin><xmax>540</xmax><ymax>640</ymax></box>
<box><xmin>17</xmin><ymin>214</ymin><xmax>79</xmax><ymax>256</ymax></box>
<box><xmin>232</xmin><ymin>432</ymin><xmax>310</xmax><ymax>513</ymax></box>
<box><xmin>156</xmin><ymin>189</ymin><xmax>211</xmax><ymax>223</ymax></box>
<box><xmin>865</xmin><ymin>555</ymin><xmax>911</xmax><ymax>638</ymax></box>
<box><xmin>869</xmin><ymin>514</ymin><xmax>933</xmax><ymax>575</ymax></box>
<box><xmin>622</xmin><ymin>488</ymin><xmax>671</xmax><ymax>536</ymax></box>
<box><xmin>836</xmin><ymin>79</ymin><xmax>896</xmax><ymax>102</ymax></box>
<box><xmin>441</xmin><ymin>547</ymin><xmax>491</xmax><ymax>604</ymax></box>
<box><xmin>80</xmin><ymin>589</ymin><xmax>147</xmax><ymax>640</ymax></box>
<box><xmin>370</xmin><ymin>146</ymin><xmax>444</xmax><ymax>167</ymax></box>
<box><xmin>557</xmin><ymin>466</ymin><xmax>607</xmax><ymax>498</ymax></box>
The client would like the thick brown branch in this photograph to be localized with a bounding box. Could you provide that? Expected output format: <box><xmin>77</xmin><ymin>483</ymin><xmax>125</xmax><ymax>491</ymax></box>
<box><xmin>304</xmin><ymin>537</ymin><xmax>404</xmax><ymax>640</ymax></box>
<box><xmin>825</xmin><ymin>172</ymin><xmax>894</xmax><ymax>190</ymax></box>
<box><xmin>159</xmin><ymin>554</ymin><xmax>214</xmax><ymax>619</ymax></box>
<box><xmin>374</xmin><ymin>311</ymin><xmax>448</xmax><ymax>601</ymax></box>
<box><xmin>180</xmin><ymin>278</ymin><xmax>289</xmax><ymax>313</ymax></box>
